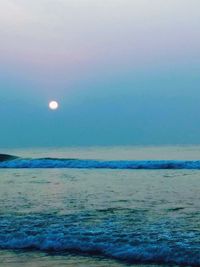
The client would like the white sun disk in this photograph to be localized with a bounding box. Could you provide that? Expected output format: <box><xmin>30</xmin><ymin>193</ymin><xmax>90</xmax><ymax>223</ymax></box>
<box><xmin>49</xmin><ymin>101</ymin><xmax>59</xmax><ymax>110</ymax></box>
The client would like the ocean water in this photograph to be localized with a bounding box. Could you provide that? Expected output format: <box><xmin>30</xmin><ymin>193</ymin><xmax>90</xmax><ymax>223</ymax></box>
<box><xmin>0</xmin><ymin>146</ymin><xmax>200</xmax><ymax>266</ymax></box>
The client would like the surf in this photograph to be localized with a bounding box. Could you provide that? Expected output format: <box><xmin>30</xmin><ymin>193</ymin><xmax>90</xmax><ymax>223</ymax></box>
<box><xmin>1</xmin><ymin>154</ymin><xmax>200</xmax><ymax>169</ymax></box>
<box><xmin>0</xmin><ymin>213</ymin><xmax>199</xmax><ymax>266</ymax></box>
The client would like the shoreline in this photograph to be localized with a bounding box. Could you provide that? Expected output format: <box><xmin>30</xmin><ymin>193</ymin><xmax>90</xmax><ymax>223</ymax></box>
<box><xmin>0</xmin><ymin>250</ymin><xmax>171</xmax><ymax>267</ymax></box>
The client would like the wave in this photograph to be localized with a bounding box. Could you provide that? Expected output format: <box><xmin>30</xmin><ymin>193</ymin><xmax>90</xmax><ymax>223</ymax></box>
<box><xmin>1</xmin><ymin>237</ymin><xmax>199</xmax><ymax>266</ymax></box>
<box><xmin>0</xmin><ymin>214</ymin><xmax>199</xmax><ymax>266</ymax></box>
<box><xmin>1</xmin><ymin>154</ymin><xmax>200</xmax><ymax>169</ymax></box>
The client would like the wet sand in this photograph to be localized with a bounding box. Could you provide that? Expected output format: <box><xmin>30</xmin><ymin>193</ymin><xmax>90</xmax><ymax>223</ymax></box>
<box><xmin>0</xmin><ymin>250</ymin><xmax>166</xmax><ymax>267</ymax></box>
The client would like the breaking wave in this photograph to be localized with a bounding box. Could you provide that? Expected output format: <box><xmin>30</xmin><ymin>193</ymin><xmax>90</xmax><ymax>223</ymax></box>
<box><xmin>0</xmin><ymin>213</ymin><xmax>199</xmax><ymax>266</ymax></box>
<box><xmin>1</xmin><ymin>154</ymin><xmax>200</xmax><ymax>169</ymax></box>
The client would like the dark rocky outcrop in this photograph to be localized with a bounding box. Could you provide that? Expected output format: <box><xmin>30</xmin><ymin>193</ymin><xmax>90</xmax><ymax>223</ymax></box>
<box><xmin>0</xmin><ymin>154</ymin><xmax>18</xmax><ymax>162</ymax></box>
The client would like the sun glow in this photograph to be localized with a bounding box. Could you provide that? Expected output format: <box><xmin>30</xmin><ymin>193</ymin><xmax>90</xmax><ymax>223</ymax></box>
<box><xmin>49</xmin><ymin>101</ymin><xmax>59</xmax><ymax>110</ymax></box>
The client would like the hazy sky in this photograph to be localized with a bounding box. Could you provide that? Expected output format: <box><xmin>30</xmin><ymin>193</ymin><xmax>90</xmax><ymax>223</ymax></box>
<box><xmin>0</xmin><ymin>0</ymin><xmax>200</xmax><ymax>147</ymax></box>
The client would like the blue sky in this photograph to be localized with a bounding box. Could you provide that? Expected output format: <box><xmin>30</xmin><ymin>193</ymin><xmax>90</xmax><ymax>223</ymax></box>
<box><xmin>0</xmin><ymin>0</ymin><xmax>200</xmax><ymax>147</ymax></box>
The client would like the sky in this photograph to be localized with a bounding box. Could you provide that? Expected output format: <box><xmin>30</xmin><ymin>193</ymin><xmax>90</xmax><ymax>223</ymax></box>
<box><xmin>0</xmin><ymin>0</ymin><xmax>200</xmax><ymax>147</ymax></box>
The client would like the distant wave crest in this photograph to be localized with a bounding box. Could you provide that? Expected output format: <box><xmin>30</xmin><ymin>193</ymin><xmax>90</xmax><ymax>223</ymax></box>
<box><xmin>1</xmin><ymin>154</ymin><xmax>200</xmax><ymax>169</ymax></box>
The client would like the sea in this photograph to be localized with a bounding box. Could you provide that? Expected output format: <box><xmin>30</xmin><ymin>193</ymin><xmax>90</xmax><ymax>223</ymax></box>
<box><xmin>0</xmin><ymin>146</ymin><xmax>199</xmax><ymax>267</ymax></box>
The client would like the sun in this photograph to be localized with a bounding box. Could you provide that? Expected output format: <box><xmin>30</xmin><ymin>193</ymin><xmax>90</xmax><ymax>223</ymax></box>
<box><xmin>49</xmin><ymin>101</ymin><xmax>59</xmax><ymax>110</ymax></box>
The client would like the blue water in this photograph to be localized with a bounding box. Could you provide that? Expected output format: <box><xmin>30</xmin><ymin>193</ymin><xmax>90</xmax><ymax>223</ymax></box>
<box><xmin>2</xmin><ymin>157</ymin><xmax>200</xmax><ymax>169</ymax></box>
<box><xmin>0</xmin><ymin>146</ymin><xmax>200</xmax><ymax>266</ymax></box>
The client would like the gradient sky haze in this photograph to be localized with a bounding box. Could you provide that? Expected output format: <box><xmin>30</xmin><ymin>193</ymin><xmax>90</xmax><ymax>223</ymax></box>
<box><xmin>0</xmin><ymin>0</ymin><xmax>200</xmax><ymax>147</ymax></box>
